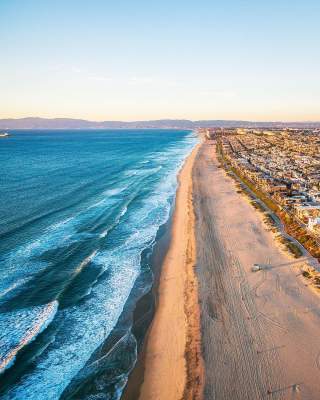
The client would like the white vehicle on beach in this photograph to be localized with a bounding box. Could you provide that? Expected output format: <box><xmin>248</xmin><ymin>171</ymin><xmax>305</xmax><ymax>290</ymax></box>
<box><xmin>252</xmin><ymin>263</ymin><xmax>262</xmax><ymax>272</ymax></box>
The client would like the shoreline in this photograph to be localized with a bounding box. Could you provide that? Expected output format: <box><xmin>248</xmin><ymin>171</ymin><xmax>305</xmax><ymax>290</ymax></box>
<box><xmin>123</xmin><ymin>136</ymin><xmax>320</xmax><ymax>400</ymax></box>
<box><xmin>130</xmin><ymin>143</ymin><xmax>203</xmax><ymax>400</ymax></box>
<box><xmin>121</xmin><ymin>207</ymin><xmax>174</xmax><ymax>400</ymax></box>
<box><xmin>64</xmin><ymin>193</ymin><xmax>178</xmax><ymax>400</ymax></box>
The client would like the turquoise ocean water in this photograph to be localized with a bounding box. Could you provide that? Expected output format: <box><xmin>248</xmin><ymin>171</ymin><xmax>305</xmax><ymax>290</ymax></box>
<box><xmin>0</xmin><ymin>129</ymin><xmax>197</xmax><ymax>399</ymax></box>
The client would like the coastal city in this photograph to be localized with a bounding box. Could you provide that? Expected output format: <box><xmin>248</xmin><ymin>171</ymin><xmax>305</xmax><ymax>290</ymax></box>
<box><xmin>203</xmin><ymin>128</ymin><xmax>320</xmax><ymax>240</ymax></box>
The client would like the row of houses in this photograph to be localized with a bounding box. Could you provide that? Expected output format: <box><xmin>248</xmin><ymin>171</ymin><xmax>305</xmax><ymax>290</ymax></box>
<box><xmin>221</xmin><ymin>131</ymin><xmax>320</xmax><ymax>235</ymax></box>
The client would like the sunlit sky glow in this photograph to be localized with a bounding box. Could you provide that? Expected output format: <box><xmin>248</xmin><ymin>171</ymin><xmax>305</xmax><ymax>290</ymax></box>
<box><xmin>1</xmin><ymin>0</ymin><xmax>320</xmax><ymax>121</ymax></box>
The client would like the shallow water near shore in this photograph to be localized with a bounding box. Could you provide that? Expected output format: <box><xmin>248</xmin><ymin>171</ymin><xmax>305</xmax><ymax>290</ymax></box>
<box><xmin>0</xmin><ymin>129</ymin><xmax>197</xmax><ymax>399</ymax></box>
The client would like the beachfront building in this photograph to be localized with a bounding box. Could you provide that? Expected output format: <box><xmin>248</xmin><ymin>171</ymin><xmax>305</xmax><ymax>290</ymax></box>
<box><xmin>308</xmin><ymin>217</ymin><xmax>320</xmax><ymax>234</ymax></box>
<box><xmin>219</xmin><ymin>129</ymin><xmax>320</xmax><ymax>234</ymax></box>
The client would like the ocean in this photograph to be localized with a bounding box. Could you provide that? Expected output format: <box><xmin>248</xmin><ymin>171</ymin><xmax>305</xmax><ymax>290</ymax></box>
<box><xmin>0</xmin><ymin>129</ymin><xmax>197</xmax><ymax>399</ymax></box>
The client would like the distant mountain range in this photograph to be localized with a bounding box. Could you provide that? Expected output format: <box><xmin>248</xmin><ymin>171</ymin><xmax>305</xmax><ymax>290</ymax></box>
<box><xmin>1</xmin><ymin>117</ymin><xmax>320</xmax><ymax>130</ymax></box>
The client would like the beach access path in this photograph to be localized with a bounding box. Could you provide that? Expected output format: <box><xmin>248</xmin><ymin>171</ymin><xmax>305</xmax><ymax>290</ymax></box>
<box><xmin>193</xmin><ymin>140</ymin><xmax>320</xmax><ymax>399</ymax></box>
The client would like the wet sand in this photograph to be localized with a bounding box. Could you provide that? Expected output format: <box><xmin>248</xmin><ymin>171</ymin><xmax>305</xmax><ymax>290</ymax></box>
<box><xmin>122</xmin><ymin>213</ymin><xmax>173</xmax><ymax>400</ymax></box>
<box><xmin>193</xmin><ymin>141</ymin><xmax>320</xmax><ymax>399</ymax></box>
<box><xmin>138</xmin><ymin>144</ymin><xmax>204</xmax><ymax>400</ymax></box>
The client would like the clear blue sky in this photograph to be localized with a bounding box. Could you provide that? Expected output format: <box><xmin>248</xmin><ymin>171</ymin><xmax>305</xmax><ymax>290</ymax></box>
<box><xmin>1</xmin><ymin>0</ymin><xmax>319</xmax><ymax>121</ymax></box>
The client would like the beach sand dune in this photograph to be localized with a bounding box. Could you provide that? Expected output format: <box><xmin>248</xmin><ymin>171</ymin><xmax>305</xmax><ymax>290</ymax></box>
<box><xmin>193</xmin><ymin>141</ymin><xmax>320</xmax><ymax>400</ymax></box>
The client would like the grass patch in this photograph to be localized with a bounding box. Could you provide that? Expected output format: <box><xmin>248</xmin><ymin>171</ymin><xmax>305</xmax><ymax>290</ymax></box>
<box><xmin>301</xmin><ymin>267</ymin><xmax>320</xmax><ymax>291</ymax></box>
<box><xmin>278</xmin><ymin>236</ymin><xmax>303</xmax><ymax>258</ymax></box>
<box><xmin>286</xmin><ymin>241</ymin><xmax>303</xmax><ymax>258</ymax></box>
<box><xmin>263</xmin><ymin>214</ymin><xmax>278</xmax><ymax>233</ymax></box>
<box><xmin>302</xmin><ymin>270</ymin><xmax>311</xmax><ymax>278</ymax></box>
<box><xmin>251</xmin><ymin>200</ymin><xmax>265</xmax><ymax>213</ymax></box>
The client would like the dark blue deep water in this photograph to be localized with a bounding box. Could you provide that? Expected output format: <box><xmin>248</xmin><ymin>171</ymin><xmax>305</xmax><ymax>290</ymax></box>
<box><xmin>0</xmin><ymin>129</ymin><xmax>197</xmax><ymax>399</ymax></box>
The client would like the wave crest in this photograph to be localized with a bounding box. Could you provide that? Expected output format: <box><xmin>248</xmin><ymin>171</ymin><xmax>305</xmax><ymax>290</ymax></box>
<box><xmin>0</xmin><ymin>301</ymin><xmax>58</xmax><ymax>374</ymax></box>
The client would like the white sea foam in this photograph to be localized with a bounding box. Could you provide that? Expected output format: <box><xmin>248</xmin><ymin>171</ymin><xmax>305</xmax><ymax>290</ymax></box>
<box><xmin>0</xmin><ymin>277</ymin><xmax>31</xmax><ymax>301</ymax></box>
<box><xmin>47</xmin><ymin>216</ymin><xmax>74</xmax><ymax>231</ymax></box>
<box><xmin>0</xmin><ymin>193</ymin><xmax>118</xmax><ymax>292</ymax></box>
<box><xmin>2</xmin><ymin>131</ymin><xmax>198</xmax><ymax>399</ymax></box>
<box><xmin>3</xmin><ymin>261</ymin><xmax>138</xmax><ymax>399</ymax></box>
<box><xmin>99</xmin><ymin>205</ymin><xmax>128</xmax><ymax>238</ymax></box>
<box><xmin>0</xmin><ymin>301</ymin><xmax>58</xmax><ymax>374</ymax></box>
<box><xmin>103</xmin><ymin>187</ymin><xmax>125</xmax><ymax>197</ymax></box>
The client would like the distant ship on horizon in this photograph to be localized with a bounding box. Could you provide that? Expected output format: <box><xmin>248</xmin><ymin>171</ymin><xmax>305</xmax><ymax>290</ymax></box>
<box><xmin>0</xmin><ymin>132</ymin><xmax>9</xmax><ymax>137</ymax></box>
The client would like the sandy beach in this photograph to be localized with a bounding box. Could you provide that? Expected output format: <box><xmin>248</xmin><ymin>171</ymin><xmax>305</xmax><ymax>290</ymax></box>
<box><xmin>137</xmin><ymin>144</ymin><xmax>204</xmax><ymax>400</ymax></box>
<box><xmin>130</xmin><ymin>138</ymin><xmax>320</xmax><ymax>400</ymax></box>
<box><xmin>193</xmin><ymin>140</ymin><xmax>320</xmax><ymax>399</ymax></box>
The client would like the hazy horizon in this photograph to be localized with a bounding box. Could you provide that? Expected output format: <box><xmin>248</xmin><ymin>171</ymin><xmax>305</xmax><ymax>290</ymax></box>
<box><xmin>1</xmin><ymin>0</ymin><xmax>320</xmax><ymax>121</ymax></box>
<box><xmin>2</xmin><ymin>116</ymin><xmax>320</xmax><ymax>123</ymax></box>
